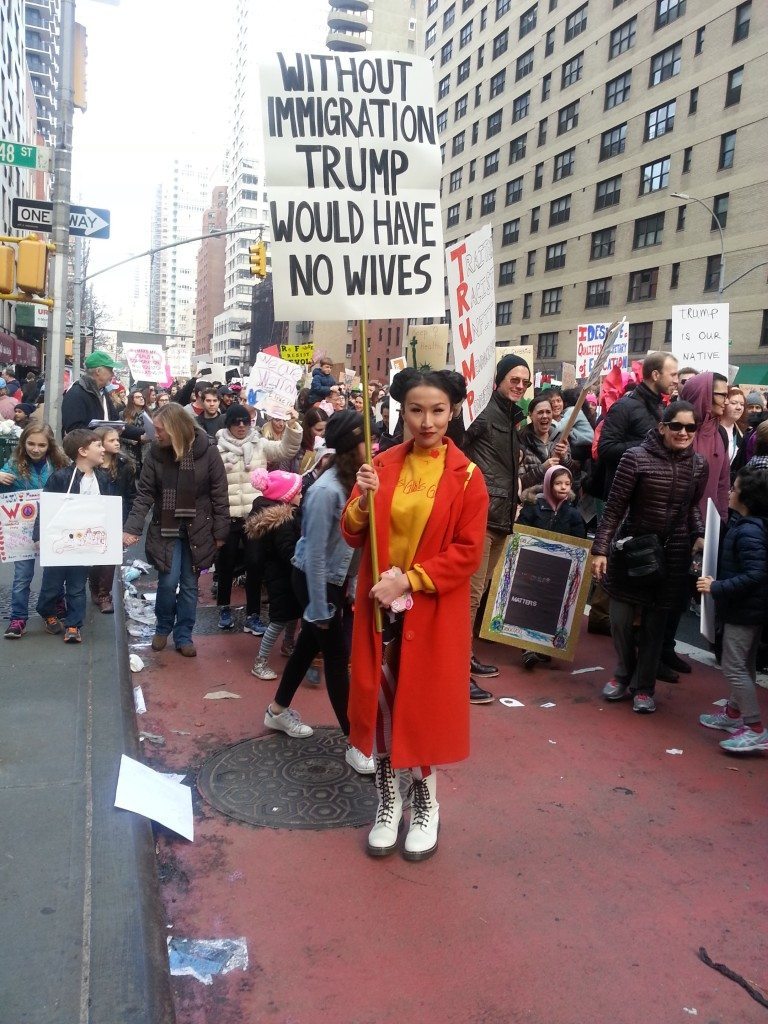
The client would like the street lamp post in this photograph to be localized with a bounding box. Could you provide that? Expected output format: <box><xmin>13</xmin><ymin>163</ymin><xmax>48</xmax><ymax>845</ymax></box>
<box><xmin>671</xmin><ymin>191</ymin><xmax>725</xmax><ymax>296</ymax></box>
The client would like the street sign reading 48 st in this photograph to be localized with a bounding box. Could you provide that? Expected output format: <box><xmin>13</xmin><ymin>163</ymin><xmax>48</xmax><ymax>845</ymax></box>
<box><xmin>0</xmin><ymin>139</ymin><xmax>52</xmax><ymax>171</ymax></box>
<box><xmin>11</xmin><ymin>198</ymin><xmax>111</xmax><ymax>239</ymax></box>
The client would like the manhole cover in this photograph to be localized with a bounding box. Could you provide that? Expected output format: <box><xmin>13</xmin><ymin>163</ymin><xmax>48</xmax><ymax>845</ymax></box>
<box><xmin>197</xmin><ymin>728</ymin><xmax>377</xmax><ymax>830</ymax></box>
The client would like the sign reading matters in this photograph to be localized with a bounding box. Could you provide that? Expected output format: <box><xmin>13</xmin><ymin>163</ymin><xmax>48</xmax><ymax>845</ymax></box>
<box><xmin>671</xmin><ymin>303</ymin><xmax>729</xmax><ymax>376</ymax></box>
<box><xmin>260</xmin><ymin>52</ymin><xmax>445</xmax><ymax>321</ymax></box>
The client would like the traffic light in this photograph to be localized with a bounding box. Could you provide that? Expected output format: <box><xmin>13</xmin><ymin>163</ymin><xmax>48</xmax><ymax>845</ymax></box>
<box><xmin>0</xmin><ymin>245</ymin><xmax>13</xmax><ymax>295</ymax></box>
<box><xmin>16</xmin><ymin>233</ymin><xmax>48</xmax><ymax>295</ymax></box>
<box><xmin>249</xmin><ymin>241</ymin><xmax>267</xmax><ymax>278</ymax></box>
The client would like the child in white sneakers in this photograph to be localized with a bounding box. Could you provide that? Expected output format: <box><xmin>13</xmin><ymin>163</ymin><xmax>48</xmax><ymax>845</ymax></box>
<box><xmin>697</xmin><ymin>466</ymin><xmax>768</xmax><ymax>753</ymax></box>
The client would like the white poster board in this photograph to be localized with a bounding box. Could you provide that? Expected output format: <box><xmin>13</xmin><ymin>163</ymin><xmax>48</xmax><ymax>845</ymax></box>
<box><xmin>122</xmin><ymin>343</ymin><xmax>165</xmax><ymax>384</ymax></box>
<box><xmin>446</xmin><ymin>224</ymin><xmax>496</xmax><ymax>426</ymax></box>
<box><xmin>39</xmin><ymin>492</ymin><xmax>123</xmax><ymax>567</ymax></box>
<box><xmin>260</xmin><ymin>52</ymin><xmax>445</xmax><ymax>320</ymax></box>
<box><xmin>244</xmin><ymin>351</ymin><xmax>303</xmax><ymax>415</ymax></box>
<box><xmin>672</xmin><ymin>304</ymin><xmax>729</xmax><ymax>376</ymax></box>
<box><xmin>700</xmin><ymin>497</ymin><xmax>720</xmax><ymax>644</ymax></box>
<box><xmin>0</xmin><ymin>489</ymin><xmax>40</xmax><ymax>562</ymax></box>
<box><xmin>576</xmin><ymin>322</ymin><xmax>629</xmax><ymax>378</ymax></box>
<box><xmin>114</xmin><ymin>754</ymin><xmax>194</xmax><ymax>842</ymax></box>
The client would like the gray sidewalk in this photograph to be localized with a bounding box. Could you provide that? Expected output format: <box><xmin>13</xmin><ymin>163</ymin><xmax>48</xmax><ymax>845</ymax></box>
<box><xmin>0</xmin><ymin>559</ymin><xmax>173</xmax><ymax>1024</ymax></box>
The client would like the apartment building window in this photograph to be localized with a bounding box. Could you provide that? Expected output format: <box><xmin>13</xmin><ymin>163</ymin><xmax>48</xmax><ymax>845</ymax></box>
<box><xmin>484</xmin><ymin>149</ymin><xmax>500</xmax><ymax>176</ymax></box>
<box><xmin>650</xmin><ymin>42</ymin><xmax>681</xmax><ymax>85</ymax></box>
<box><xmin>475</xmin><ymin>83</ymin><xmax>483</xmax><ymax>107</ymax></box>
<box><xmin>586</xmin><ymin>278</ymin><xmax>611</xmax><ymax>307</ymax></box>
<box><xmin>725</xmin><ymin>66</ymin><xmax>744</xmax><ymax>106</ymax></box>
<box><xmin>480</xmin><ymin>4</ymin><xmax>487</xmax><ymax>27</ymax></box>
<box><xmin>457</xmin><ymin>58</ymin><xmax>471</xmax><ymax>83</ymax></box>
<box><xmin>595</xmin><ymin>174</ymin><xmax>622</xmax><ymax>210</ymax></box>
<box><xmin>538</xmin><ymin>117</ymin><xmax>548</xmax><ymax>145</ymax></box>
<box><xmin>523</xmin><ymin>293</ymin><xmax>533</xmax><ymax>318</ymax></box>
<box><xmin>549</xmin><ymin>194</ymin><xmax>571</xmax><ymax>225</ymax></box>
<box><xmin>534</xmin><ymin>162</ymin><xmax>544</xmax><ymax>189</ymax></box>
<box><xmin>712</xmin><ymin>193</ymin><xmax>729</xmax><ymax>230</ymax></box>
<box><xmin>487</xmin><ymin>110</ymin><xmax>502</xmax><ymax>137</ymax></box>
<box><xmin>499</xmin><ymin>260</ymin><xmax>516</xmax><ymax>285</ymax></box>
<box><xmin>441</xmin><ymin>41</ymin><xmax>453</xmax><ymax>66</ymax></box>
<box><xmin>689</xmin><ymin>87</ymin><xmax>698</xmax><ymax>114</ymax></box>
<box><xmin>490</xmin><ymin>69</ymin><xmax>506</xmax><ymax>98</ymax></box>
<box><xmin>591</xmin><ymin>226</ymin><xmax>616</xmax><ymax>259</ymax></box>
<box><xmin>472</xmin><ymin>121</ymin><xmax>479</xmax><ymax>144</ymax></box>
<box><xmin>531</xmin><ymin>206</ymin><xmax>540</xmax><ymax>232</ymax></box>
<box><xmin>437</xmin><ymin>110</ymin><xmax>449</xmax><ymax>134</ymax></box>
<box><xmin>719</xmin><ymin>131</ymin><xmax>736</xmax><ymax>169</ymax></box>
<box><xmin>682</xmin><ymin>146</ymin><xmax>692</xmax><ymax>173</ymax></box>
<box><xmin>460</xmin><ymin>21</ymin><xmax>473</xmax><ymax>47</ymax></box>
<box><xmin>545</xmin><ymin>27</ymin><xmax>555</xmax><ymax>56</ymax></box>
<box><xmin>467</xmin><ymin>196</ymin><xmax>474</xmax><ymax>217</ymax></box>
<box><xmin>444</xmin><ymin>3</ymin><xmax>456</xmax><ymax>28</ymax></box>
<box><xmin>510</xmin><ymin>134</ymin><xmax>527</xmax><ymax>163</ymax></box>
<box><xmin>645</xmin><ymin>99</ymin><xmax>676</xmax><ymax>140</ymax></box>
<box><xmin>541</xmin><ymin>287</ymin><xmax>563</xmax><ymax>314</ymax></box>
<box><xmin>562</xmin><ymin>52</ymin><xmax>583</xmax><ymax>89</ymax></box>
<box><xmin>466</xmin><ymin>0</ymin><xmax>477</xmax><ymax>10</ymax></box>
<box><xmin>425</xmin><ymin>23</ymin><xmax>437</xmax><ymax>47</ymax></box>
<box><xmin>455</xmin><ymin>94</ymin><xmax>468</xmax><ymax>119</ymax></box>
<box><xmin>542</xmin><ymin>73</ymin><xmax>552</xmax><ymax>101</ymax></box>
<box><xmin>427</xmin><ymin>0</ymin><xmax>437</xmax><ymax>14</ymax></box>
<box><xmin>527</xmin><ymin>250</ymin><xmax>537</xmax><ymax>276</ymax></box>
<box><xmin>447</xmin><ymin>203</ymin><xmax>460</xmax><ymax>227</ymax></box>
<box><xmin>564</xmin><ymin>3</ymin><xmax>587</xmax><ymax>42</ymax></box>
<box><xmin>502</xmin><ymin>218</ymin><xmax>520</xmax><ymax>245</ymax></box>
<box><xmin>609</xmin><ymin>17</ymin><xmax>636</xmax><ymax>58</ymax></box>
<box><xmin>506</xmin><ymin>176</ymin><xmax>524</xmax><ymax>204</ymax></box>
<box><xmin>516</xmin><ymin>48</ymin><xmax>534</xmax><ymax>81</ymax></box>
<box><xmin>438</xmin><ymin>76</ymin><xmax>450</xmax><ymax>100</ymax></box>
<box><xmin>655</xmin><ymin>0</ymin><xmax>685</xmax><ymax>30</ymax></box>
<box><xmin>671</xmin><ymin>262</ymin><xmax>680</xmax><ymax>287</ymax></box>
<box><xmin>600</xmin><ymin>123</ymin><xmax>627</xmax><ymax>160</ymax></box>
<box><xmin>557</xmin><ymin>101</ymin><xmax>579</xmax><ymax>136</ymax></box>
<box><xmin>640</xmin><ymin>157</ymin><xmax>670</xmax><ymax>194</ymax></box>
<box><xmin>520</xmin><ymin>4</ymin><xmax>538</xmax><ymax>37</ymax></box>
<box><xmin>493</xmin><ymin>29</ymin><xmax>509</xmax><ymax>58</ymax></box>
<box><xmin>605</xmin><ymin>71</ymin><xmax>632</xmax><ymax>109</ymax></box>
<box><xmin>449</xmin><ymin>168</ymin><xmax>463</xmax><ymax>192</ymax></box>
<box><xmin>513</xmin><ymin>92</ymin><xmax>531</xmax><ymax>123</ymax></box>
<box><xmin>452</xmin><ymin>131</ymin><xmax>466</xmax><ymax>155</ymax></box>
<box><xmin>468</xmin><ymin>158</ymin><xmax>477</xmax><ymax>182</ymax></box>
<box><xmin>441</xmin><ymin>143</ymin><xmax>446</xmax><ymax>162</ymax></box>
<box><xmin>496</xmin><ymin>300</ymin><xmax>514</xmax><ymax>325</ymax></box>
<box><xmin>538</xmin><ymin>332</ymin><xmax>558</xmax><ymax>358</ymax></box>
<box><xmin>704</xmin><ymin>255</ymin><xmax>722</xmax><ymax>291</ymax></box>
<box><xmin>760</xmin><ymin>309</ymin><xmax>768</xmax><ymax>347</ymax></box>
<box><xmin>545</xmin><ymin>242</ymin><xmax>567</xmax><ymax>270</ymax></box>
<box><xmin>477</xmin><ymin>44</ymin><xmax>485</xmax><ymax>68</ymax></box>
<box><xmin>628</xmin><ymin>267</ymin><xmax>659</xmax><ymax>300</ymax></box>
<box><xmin>629</xmin><ymin>323</ymin><xmax>653</xmax><ymax>354</ymax></box>
<box><xmin>549</xmin><ymin>0</ymin><xmax>557</xmax><ymax>8</ymax></box>
<box><xmin>553</xmin><ymin>147</ymin><xmax>575</xmax><ymax>181</ymax></box>
<box><xmin>496</xmin><ymin>0</ymin><xmax>511</xmax><ymax>17</ymax></box>
<box><xmin>677</xmin><ymin>205</ymin><xmax>686</xmax><ymax>230</ymax></box>
<box><xmin>694</xmin><ymin>26</ymin><xmax>705</xmax><ymax>54</ymax></box>
<box><xmin>734</xmin><ymin>1</ymin><xmax>751</xmax><ymax>42</ymax></box>
<box><xmin>633</xmin><ymin>212</ymin><xmax>665</xmax><ymax>248</ymax></box>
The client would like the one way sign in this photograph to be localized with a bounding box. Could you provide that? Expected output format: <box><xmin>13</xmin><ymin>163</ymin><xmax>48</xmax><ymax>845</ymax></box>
<box><xmin>11</xmin><ymin>198</ymin><xmax>111</xmax><ymax>239</ymax></box>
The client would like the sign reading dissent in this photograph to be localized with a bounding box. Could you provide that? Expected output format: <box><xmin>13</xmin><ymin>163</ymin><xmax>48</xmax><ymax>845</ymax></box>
<box><xmin>260</xmin><ymin>52</ymin><xmax>445</xmax><ymax>320</ymax></box>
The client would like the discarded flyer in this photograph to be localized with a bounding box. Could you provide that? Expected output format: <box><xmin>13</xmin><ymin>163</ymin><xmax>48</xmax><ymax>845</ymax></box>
<box><xmin>666</xmin><ymin>748</ymin><xmax>684</xmax><ymax>756</ymax></box>
<box><xmin>204</xmin><ymin>690</ymin><xmax>241</xmax><ymax>701</ymax></box>
<box><xmin>132</xmin><ymin>559</ymin><xmax>152</xmax><ymax>574</ymax></box>
<box><xmin>571</xmin><ymin>666</ymin><xmax>604</xmax><ymax>675</ymax></box>
<box><xmin>167</xmin><ymin>936</ymin><xmax>248</xmax><ymax>985</ymax></box>
<box><xmin>133</xmin><ymin>686</ymin><xmax>147</xmax><ymax>714</ymax></box>
<box><xmin>130</xmin><ymin>654</ymin><xmax>145</xmax><ymax>673</ymax></box>
<box><xmin>540</xmin><ymin>702</ymin><xmax>556</xmax><ymax>708</ymax></box>
<box><xmin>114</xmin><ymin>754</ymin><xmax>194</xmax><ymax>841</ymax></box>
<box><xmin>499</xmin><ymin>697</ymin><xmax>525</xmax><ymax>708</ymax></box>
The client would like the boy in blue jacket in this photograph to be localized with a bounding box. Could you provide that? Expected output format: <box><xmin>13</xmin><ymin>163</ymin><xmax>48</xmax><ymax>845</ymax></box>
<box><xmin>36</xmin><ymin>429</ymin><xmax>108</xmax><ymax>644</ymax></box>
<box><xmin>697</xmin><ymin>466</ymin><xmax>768</xmax><ymax>752</ymax></box>
<box><xmin>307</xmin><ymin>360</ymin><xmax>336</xmax><ymax>406</ymax></box>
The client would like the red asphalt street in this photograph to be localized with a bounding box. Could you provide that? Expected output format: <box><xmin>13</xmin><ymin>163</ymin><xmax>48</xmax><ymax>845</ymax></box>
<box><xmin>131</xmin><ymin>584</ymin><xmax>767</xmax><ymax>1024</ymax></box>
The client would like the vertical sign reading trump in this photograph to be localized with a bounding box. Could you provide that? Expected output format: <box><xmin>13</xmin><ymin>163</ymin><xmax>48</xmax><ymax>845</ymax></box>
<box><xmin>261</xmin><ymin>53</ymin><xmax>445</xmax><ymax>321</ymax></box>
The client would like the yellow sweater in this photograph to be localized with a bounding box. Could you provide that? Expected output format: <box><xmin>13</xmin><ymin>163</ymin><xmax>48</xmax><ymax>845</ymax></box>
<box><xmin>346</xmin><ymin>445</ymin><xmax>447</xmax><ymax>592</ymax></box>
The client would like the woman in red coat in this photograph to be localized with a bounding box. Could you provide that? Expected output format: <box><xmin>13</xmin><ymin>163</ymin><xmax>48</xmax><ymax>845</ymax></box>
<box><xmin>341</xmin><ymin>369</ymin><xmax>489</xmax><ymax>862</ymax></box>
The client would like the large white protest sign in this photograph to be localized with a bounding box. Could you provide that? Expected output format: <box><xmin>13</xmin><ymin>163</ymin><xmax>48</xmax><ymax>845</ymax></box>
<box><xmin>260</xmin><ymin>52</ymin><xmax>445</xmax><ymax>320</ymax></box>
<box><xmin>576</xmin><ymin>322</ymin><xmax>629</xmax><ymax>379</ymax></box>
<box><xmin>245</xmin><ymin>351</ymin><xmax>303</xmax><ymax>414</ymax></box>
<box><xmin>122</xmin><ymin>343</ymin><xmax>165</xmax><ymax>383</ymax></box>
<box><xmin>672</xmin><ymin>303</ymin><xmax>729</xmax><ymax>376</ymax></box>
<box><xmin>0</xmin><ymin>489</ymin><xmax>40</xmax><ymax>562</ymax></box>
<box><xmin>446</xmin><ymin>225</ymin><xmax>496</xmax><ymax>426</ymax></box>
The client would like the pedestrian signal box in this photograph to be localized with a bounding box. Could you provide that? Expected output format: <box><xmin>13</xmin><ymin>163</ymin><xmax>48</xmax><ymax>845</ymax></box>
<box><xmin>16</xmin><ymin>233</ymin><xmax>48</xmax><ymax>295</ymax></box>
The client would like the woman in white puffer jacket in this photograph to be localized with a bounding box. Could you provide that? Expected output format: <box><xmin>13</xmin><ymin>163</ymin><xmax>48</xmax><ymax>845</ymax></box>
<box><xmin>214</xmin><ymin>403</ymin><xmax>302</xmax><ymax>632</ymax></box>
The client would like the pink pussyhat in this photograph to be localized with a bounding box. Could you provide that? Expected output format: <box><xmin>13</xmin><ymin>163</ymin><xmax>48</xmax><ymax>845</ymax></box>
<box><xmin>251</xmin><ymin>468</ymin><xmax>302</xmax><ymax>502</ymax></box>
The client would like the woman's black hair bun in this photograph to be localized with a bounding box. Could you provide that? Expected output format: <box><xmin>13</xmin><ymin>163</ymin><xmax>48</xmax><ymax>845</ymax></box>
<box><xmin>389</xmin><ymin>366</ymin><xmax>421</xmax><ymax>403</ymax></box>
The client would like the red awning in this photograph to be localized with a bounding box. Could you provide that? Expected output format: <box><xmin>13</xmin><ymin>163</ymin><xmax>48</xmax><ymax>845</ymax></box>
<box><xmin>0</xmin><ymin>331</ymin><xmax>41</xmax><ymax>369</ymax></box>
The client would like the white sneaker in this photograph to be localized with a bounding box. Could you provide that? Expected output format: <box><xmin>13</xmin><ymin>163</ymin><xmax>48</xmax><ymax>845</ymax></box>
<box><xmin>345</xmin><ymin>745</ymin><xmax>375</xmax><ymax>774</ymax></box>
<box><xmin>251</xmin><ymin>657</ymin><xmax>277</xmax><ymax>680</ymax></box>
<box><xmin>403</xmin><ymin>773</ymin><xmax>440</xmax><ymax>861</ymax></box>
<box><xmin>367</xmin><ymin>757</ymin><xmax>403</xmax><ymax>857</ymax></box>
<box><xmin>264</xmin><ymin>705</ymin><xmax>313</xmax><ymax>738</ymax></box>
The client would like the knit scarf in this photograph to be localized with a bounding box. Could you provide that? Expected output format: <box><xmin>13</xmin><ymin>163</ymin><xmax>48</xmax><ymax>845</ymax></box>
<box><xmin>217</xmin><ymin>428</ymin><xmax>256</xmax><ymax>469</ymax></box>
<box><xmin>160</xmin><ymin>448</ymin><xmax>197</xmax><ymax>537</ymax></box>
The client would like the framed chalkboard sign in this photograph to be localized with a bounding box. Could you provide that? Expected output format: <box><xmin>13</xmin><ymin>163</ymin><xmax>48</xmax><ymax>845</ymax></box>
<box><xmin>480</xmin><ymin>525</ymin><xmax>593</xmax><ymax>661</ymax></box>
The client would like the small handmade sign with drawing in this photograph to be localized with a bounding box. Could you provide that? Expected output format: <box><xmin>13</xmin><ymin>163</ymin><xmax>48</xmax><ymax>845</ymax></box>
<box><xmin>39</xmin><ymin>492</ymin><xmax>123</xmax><ymax>567</ymax></box>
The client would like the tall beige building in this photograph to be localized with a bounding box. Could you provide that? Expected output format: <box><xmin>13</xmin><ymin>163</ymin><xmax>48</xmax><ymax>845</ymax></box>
<box><xmin>422</xmin><ymin>0</ymin><xmax>768</xmax><ymax>371</ymax></box>
<box><xmin>327</xmin><ymin>0</ymin><xmax>419</xmax><ymax>53</ymax></box>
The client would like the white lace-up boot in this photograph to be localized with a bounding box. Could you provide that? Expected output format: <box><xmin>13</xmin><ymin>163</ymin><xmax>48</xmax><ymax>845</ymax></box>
<box><xmin>367</xmin><ymin>756</ymin><xmax>403</xmax><ymax>857</ymax></box>
<box><xmin>403</xmin><ymin>771</ymin><xmax>439</xmax><ymax>861</ymax></box>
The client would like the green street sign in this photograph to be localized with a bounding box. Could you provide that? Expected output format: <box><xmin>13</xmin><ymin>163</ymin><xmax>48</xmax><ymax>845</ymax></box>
<box><xmin>0</xmin><ymin>140</ymin><xmax>51</xmax><ymax>172</ymax></box>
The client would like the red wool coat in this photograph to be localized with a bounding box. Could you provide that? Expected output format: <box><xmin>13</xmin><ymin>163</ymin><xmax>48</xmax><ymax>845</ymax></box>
<box><xmin>342</xmin><ymin>438</ymin><xmax>489</xmax><ymax>769</ymax></box>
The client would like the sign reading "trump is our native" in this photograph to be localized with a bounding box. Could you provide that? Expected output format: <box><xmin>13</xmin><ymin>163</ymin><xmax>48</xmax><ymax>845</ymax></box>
<box><xmin>260</xmin><ymin>52</ymin><xmax>445</xmax><ymax>321</ymax></box>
